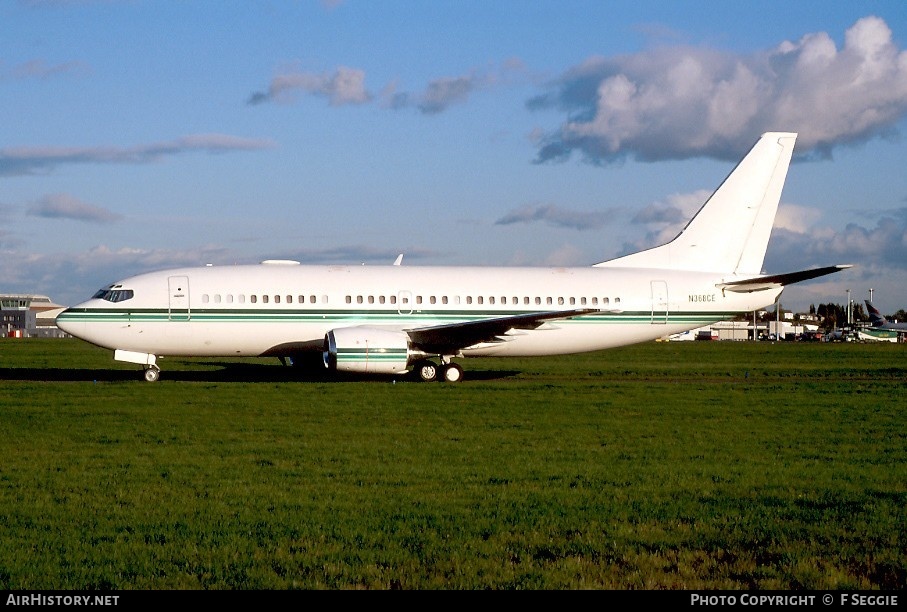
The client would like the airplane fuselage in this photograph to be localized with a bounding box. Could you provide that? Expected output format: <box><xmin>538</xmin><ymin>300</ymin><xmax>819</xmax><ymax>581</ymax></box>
<box><xmin>58</xmin><ymin>262</ymin><xmax>778</xmax><ymax>360</ymax></box>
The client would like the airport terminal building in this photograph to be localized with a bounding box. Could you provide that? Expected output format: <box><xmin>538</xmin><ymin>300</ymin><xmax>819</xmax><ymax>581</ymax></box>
<box><xmin>1</xmin><ymin>294</ymin><xmax>68</xmax><ymax>338</ymax></box>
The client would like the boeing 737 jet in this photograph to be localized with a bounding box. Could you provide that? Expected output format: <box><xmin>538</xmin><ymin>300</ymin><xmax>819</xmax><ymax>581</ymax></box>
<box><xmin>57</xmin><ymin>132</ymin><xmax>850</xmax><ymax>382</ymax></box>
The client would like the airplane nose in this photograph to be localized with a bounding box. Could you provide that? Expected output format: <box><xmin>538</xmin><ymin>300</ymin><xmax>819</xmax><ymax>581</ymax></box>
<box><xmin>55</xmin><ymin>308</ymin><xmax>81</xmax><ymax>337</ymax></box>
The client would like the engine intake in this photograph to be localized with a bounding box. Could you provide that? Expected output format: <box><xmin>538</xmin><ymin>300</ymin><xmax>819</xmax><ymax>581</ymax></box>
<box><xmin>323</xmin><ymin>327</ymin><xmax>412</xmax><ymax>375</ymax></box>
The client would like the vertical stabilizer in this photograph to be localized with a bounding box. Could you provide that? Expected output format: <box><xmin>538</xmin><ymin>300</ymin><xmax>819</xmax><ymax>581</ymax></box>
<box><xmin>595</xmin><ymin>132</ymin><xmax>797</xmax><ymax>274</ymax></box>
<box><xmin>865</xmin><ymin>300</ymin><xmax>887</xmax><ymax>327</ymax></box>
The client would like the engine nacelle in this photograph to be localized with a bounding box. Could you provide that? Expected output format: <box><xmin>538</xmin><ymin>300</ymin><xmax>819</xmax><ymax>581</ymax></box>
<box><xmin>323</xmin><ymin>327</ymin><xmax>412</xmax><ymax>375</ymax></box>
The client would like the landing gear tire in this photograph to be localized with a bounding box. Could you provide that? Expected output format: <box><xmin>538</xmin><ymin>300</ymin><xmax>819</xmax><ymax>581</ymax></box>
<box><xmin>414</xmin><ymin>360</ymin><xmax>439</xmax><ymax>382</ymax></box>
<box><xmin>143</xmin><ymin>366</ymin><xmax>161</xmax><ymax>383</ymax></box>
<box><xmin>440</xmin><ymin>363</ymin><xmax>464</xmax><ymax>383</ymax></box>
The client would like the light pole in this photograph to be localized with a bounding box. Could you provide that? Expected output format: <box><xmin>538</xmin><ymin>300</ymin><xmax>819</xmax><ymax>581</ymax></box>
<box><xmin>846</xmin><ymin>289</ymin><xmax>851</xmax><ymax>326</ymax></box>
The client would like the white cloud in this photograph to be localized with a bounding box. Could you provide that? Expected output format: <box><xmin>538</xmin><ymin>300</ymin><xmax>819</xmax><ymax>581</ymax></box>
<box><xmin>495</xmin><ymin>203</ymin><xmax>614</xmax><ymax>230</ymax></box>
<box><xmin>0</xmin><ymin>134</ymin><xmax>276</xmax><ymax>176</ymax></box>
<box><xmin>531</xmin><ymin>16</ymin><xmax>907</xmax><ymax>163</ymax></box>
<box><xmin>773</xmin><ymin>204</ymin><xmax>824</xmax><ymax>233</ymax></box>
<box><xmin>626</xmin><ymin>189</ymin><xmax>711</xmax><ymax>250</ymax></box>
<box><xmin>27</xmin><ymin>193</ymin><xmax>121</xmax><ymax>224</ymax></box>
<box><xmin>248</xmin><ymin>66</ymin><xmax>371</xmax><ymax>106</ymax></box>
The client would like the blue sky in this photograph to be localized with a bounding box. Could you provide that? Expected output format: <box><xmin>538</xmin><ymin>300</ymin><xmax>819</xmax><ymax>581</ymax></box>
<box><xmin>3</xmin><ymin>0</ymin><xmax>907</xmax><ymax>314</ymax></box>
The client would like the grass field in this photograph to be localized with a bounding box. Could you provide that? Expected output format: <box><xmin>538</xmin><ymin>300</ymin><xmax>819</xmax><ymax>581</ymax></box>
<box><xmin>0</xmin><ymin>338</ymin><xmax>904</xmax><ymax>589</ymax></box>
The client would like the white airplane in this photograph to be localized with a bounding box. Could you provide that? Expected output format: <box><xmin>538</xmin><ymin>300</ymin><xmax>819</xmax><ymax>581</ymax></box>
<box><xmin>57</xmin><ymin>132</ymin><xmax>850</xmax><ymax>382</ymax></box>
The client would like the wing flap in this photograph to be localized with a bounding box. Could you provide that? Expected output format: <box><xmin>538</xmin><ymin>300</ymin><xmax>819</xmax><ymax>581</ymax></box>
<box><xmin>406</xmin><ymin>308</ymin><xmax>599</xmax><ymax>354</ymax></box>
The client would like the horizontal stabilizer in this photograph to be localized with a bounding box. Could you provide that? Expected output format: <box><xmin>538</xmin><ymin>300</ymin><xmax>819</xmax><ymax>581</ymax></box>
<box><xmin>716</xmin><ymin>265</ymin><xmax>852</xmax><ymax>293</ymax></box>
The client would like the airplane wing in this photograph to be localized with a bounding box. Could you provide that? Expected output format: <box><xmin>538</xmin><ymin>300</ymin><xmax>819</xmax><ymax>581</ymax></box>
<box><xmin>405</xmin><ymin>308</ymin><xmax>600</xmax><ymax>354</ymax></box>
<box><xmin>716</xmin><ymin>265</ymin><xmax>852</xmax><ymax>293</ymax></box>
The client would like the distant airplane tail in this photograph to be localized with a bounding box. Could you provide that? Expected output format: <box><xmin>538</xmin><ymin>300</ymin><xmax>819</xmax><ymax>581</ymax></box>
<box><xmin>865</xmin><ymin>300</ymin><xmax>888</xmax><ymax>327</ymax></box>
<box><xmin>595</xmin><ymin>132</ymin><xmax>798</xmax><ymax>275</ymax></box>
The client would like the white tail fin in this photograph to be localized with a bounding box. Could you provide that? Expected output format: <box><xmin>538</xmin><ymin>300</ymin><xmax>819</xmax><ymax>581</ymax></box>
<box><xmin>595</xmin><ymin>132</ymin><xmax>797</xmax><ymax>274</ymax></box>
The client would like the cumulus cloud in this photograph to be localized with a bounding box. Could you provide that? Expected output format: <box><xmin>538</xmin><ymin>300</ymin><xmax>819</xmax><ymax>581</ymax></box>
<box><xmin>769</xmin><ymin>208</ymin><xmax>907</xmax><ymax>267</ymax></box>
<box><xmin>247</xmin><ymin>66</ymin><xmax>371</xmax><ymax>106</ymax></box>
<box><xmin>542</xmin><ymin>243</ymin><xmax>586</xmax><ymax>266</ymax></box>
<box><xmin>495</xmin><ymin>203</ymin><xmax>613</xmax><ymax>230</ymax></box>
<box><xmin>252</xmin><ymin>61</ymin><xmax>525</xmax><ymax>114</ymax></box>
<box><xmin>382</xmin><ymin>72</ymin><xmax>490</xmax><ymax>114</ymax></box>
<box><xmin>27</xmin><ymin>193</ymin><xmax>121</xmax><ymax>223</ymax></box>
<box><xmin>623</xmin><ymin>189</ymin><xmax>711</xmax><ymax>249</ymax></box>
<box><xmin>773</xmin><ymin>204</ymin><xmax>824</xmax><ymax>233</ymax></box>
<box><xmin>530</xmin><ymin>16</ymin><xmax>907</xmax><ymax>164</ymax></box>
<box><xmin>0</xmin><ymin>133</ymin><xmax>276</xmax><ymax>176</ymax></box>
<box><xmin>757</xmin><ymin>207</ymin><xmax>907</xmax><ymax>309</ymax></box>
<box><xmin>0</xmin><ymin>244</ymin><xmax>234</xmax><ymax>307</ymax></box>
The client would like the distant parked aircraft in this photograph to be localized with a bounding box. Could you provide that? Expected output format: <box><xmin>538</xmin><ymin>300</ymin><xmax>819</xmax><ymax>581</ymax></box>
<box><xmin>57</xmin><ymin>133</ymin><xmax>849</xmax><ymax>382</ymax></box>
<box><xmin>864</xmin><ymin>300</ymin><xmax>907</xmax><ymax>333</ymax></box>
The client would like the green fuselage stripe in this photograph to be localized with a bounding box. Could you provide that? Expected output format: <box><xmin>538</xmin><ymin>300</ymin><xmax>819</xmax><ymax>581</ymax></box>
<box><xmin>57</xmin><ymin>307</ymin><xmax>736</xmax><ymax>325</ymax></box>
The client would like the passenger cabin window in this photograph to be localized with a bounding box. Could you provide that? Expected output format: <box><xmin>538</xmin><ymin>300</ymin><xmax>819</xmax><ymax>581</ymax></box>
<box><xmin>251</xmin><ymin>295</ymin><xmax>257</xmax><ymax>304</ymax></box>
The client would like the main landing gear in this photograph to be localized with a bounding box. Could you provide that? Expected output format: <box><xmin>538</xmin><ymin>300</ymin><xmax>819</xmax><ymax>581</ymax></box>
<box><xmin>412</xmin><ymin>359</ymin><xmax>464</xmax><ymax>383</ymax></box>
<box><xmin>143</xmin><ymin>364</ymin><xmax>161</xmax><ymax>382</ymax></box>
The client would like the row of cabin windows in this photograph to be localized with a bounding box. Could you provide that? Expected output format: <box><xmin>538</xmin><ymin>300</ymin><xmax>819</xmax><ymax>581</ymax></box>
<box><xmin>200</xmin><ymin>293</ymin><xmax>620</xmax><ymax>307</ymax></box>
<box><xmin>201</xmin><ymin>294</ymin><xmax>328</xmax><ymax>304</ymax></box>
<box><xmin>346</xmin><ymin>295</ymin><xmax>620</xmax><ymax>306</ymax></box>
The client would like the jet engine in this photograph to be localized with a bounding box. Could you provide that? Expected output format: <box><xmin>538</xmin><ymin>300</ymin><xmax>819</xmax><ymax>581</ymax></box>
<box><xmin>323</xmin><ymin>327</ymin><xmax>412</xmax><ymax>375</ymax></box>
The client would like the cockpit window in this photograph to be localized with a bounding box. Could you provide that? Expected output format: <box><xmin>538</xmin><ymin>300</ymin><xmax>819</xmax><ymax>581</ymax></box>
<box><xmin>92</xmin><ymin>289</ymin><xmax>135</xmax><ymax>303</ymax></box>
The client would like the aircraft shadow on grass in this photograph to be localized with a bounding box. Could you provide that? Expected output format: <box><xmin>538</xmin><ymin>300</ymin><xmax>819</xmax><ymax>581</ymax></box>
<box><xmin>0</xmin><ymin>363</ymin><xmax>521</xmax><ymax>383</ymax></box>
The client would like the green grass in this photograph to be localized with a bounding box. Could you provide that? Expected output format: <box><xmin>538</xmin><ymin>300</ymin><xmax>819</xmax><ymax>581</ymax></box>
<box><xmin>0</xmin><ymin>338</ymin><xmax>905</xmax><ymax>589</ymax></box>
